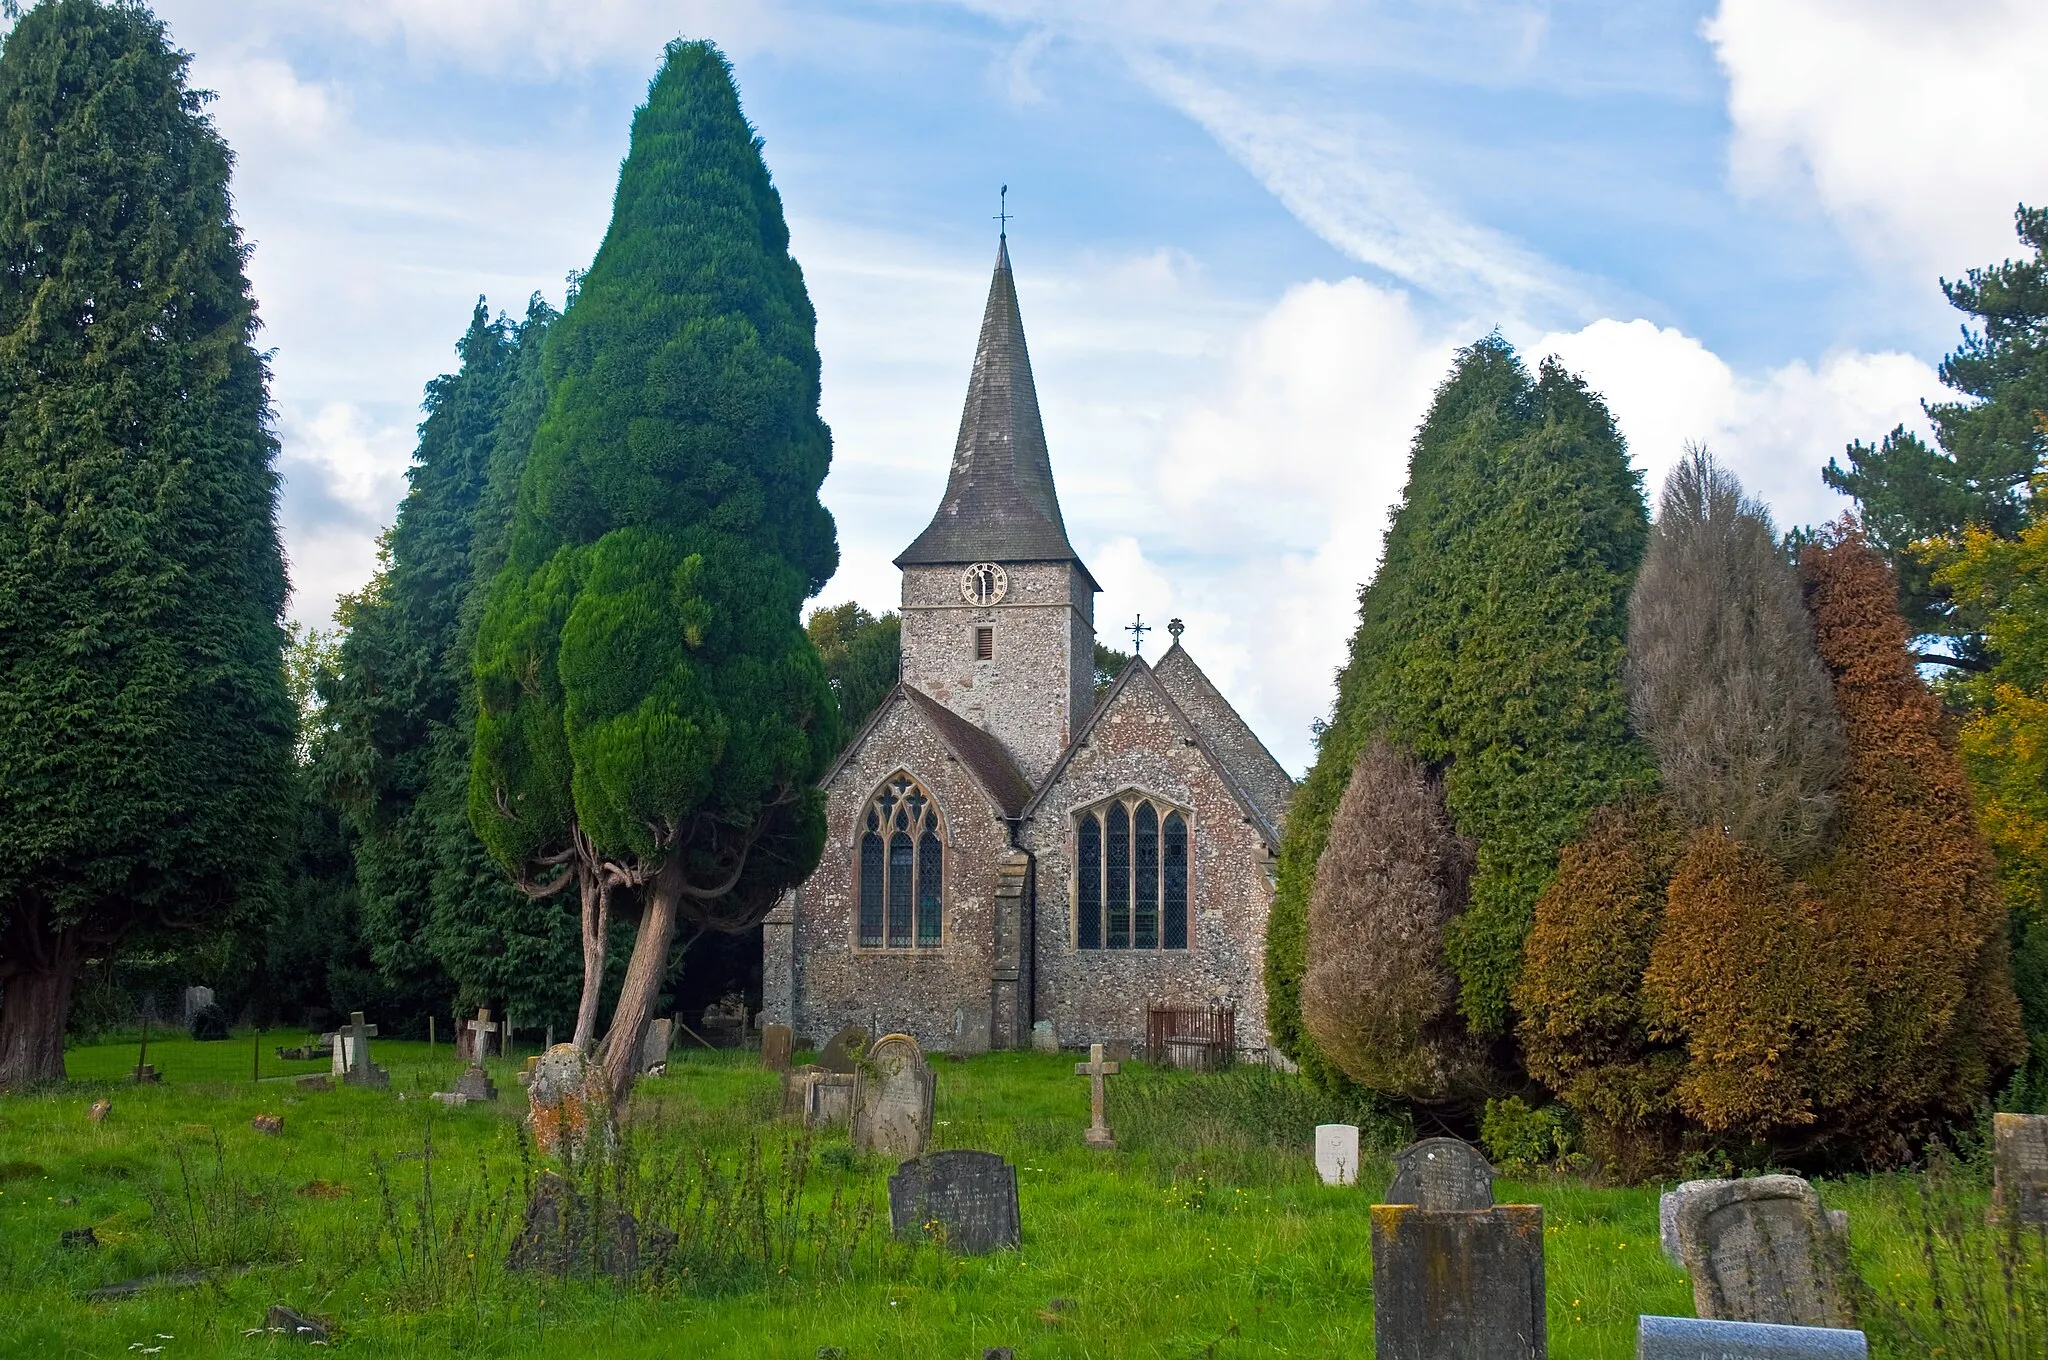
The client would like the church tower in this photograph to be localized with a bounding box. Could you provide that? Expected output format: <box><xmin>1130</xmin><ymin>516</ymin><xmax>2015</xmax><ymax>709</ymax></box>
<box><xmin>896</xmin><ymin>237</ymin><xmax>1098</xmax><ymax>788</ymax></box>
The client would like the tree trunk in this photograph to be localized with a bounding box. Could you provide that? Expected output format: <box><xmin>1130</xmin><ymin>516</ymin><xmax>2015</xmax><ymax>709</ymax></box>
<box><xmin>571</xmin><ymin>865</ymin><xmax>610</xmax><ymax>1053</ymax></box>
<box><xmin>596</xmin><ymin>858</ymin><xmax>682</xmax><ymax>1115</ymax></box>
<box><xmin>0</xmin><ymin>925</ymin><xmax>78</xmax><ymax>1089</ymax></box>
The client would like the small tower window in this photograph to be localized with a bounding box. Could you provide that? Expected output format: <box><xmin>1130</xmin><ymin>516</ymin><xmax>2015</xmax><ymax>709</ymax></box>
<box><xmin>975</xmin><ymin>626</ymin><xmax>994</xmax><ymax>661</ymax></box>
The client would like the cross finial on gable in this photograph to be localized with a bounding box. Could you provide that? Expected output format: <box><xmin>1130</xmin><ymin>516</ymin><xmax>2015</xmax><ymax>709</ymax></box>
<box><xmin>1127</xmin><ymin>615</ymin><xmax>1150</xmax><ymax>654</ymax></box>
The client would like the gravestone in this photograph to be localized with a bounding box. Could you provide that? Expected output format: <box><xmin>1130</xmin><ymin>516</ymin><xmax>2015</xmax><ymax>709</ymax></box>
<box><xmin>853</xmin><ymin>1034</ymin><xmax>935</xmax><ymax>1159</ymax></box>
<box><xmin>336</xmin><ymin>1012</ymin><xmax>389</xmax><ymax>1089</ymax></box>
<box><xmin>1992</xmin><ymin>1112</ymin><xmax>2048</xmax><ymax>1225</ymax></box>
<box><xmin>1105</xmin><ymin>1038</ymin><xmax>1134</xmax><ymax>1064</ymax></box>
<box><xmin>88</xmin><ymin>1099</ymin><xmax>111</xmax><ymax>1124</ymax></box>
<box><xmin>251</xmin><ymin>1114</ymin><xmax>283</xmax><ymax>1136</ymax></box>
<box><xmin>819</xmin><ymin>1024</ymin><xmax>869</xmax><ymax>1074</ymax></box>
<box><xmin>641</xmin><ymin>1018</ymin><xmax>673</xmax><ymax>1075</ymax></box>
<box><xmin>761</xmin><ymin>1024</ymin><xmax>793</xmax><ymax>1073</ymax></box>
<box><xmin>528</xmin><ymin>1044</ymin><xmax>613</xmax><ymax>1159</ymax></box>
<box><xmin>1673</xmin><ymin>1175</ymin><xmax>1854</xmax><ymax>1328</ymax></box>
<box><xmin>1661</xmin><ymin>1181</ymin><xmax>1848</xmax><ymax>1266</ymax></box>
<box><xmin>1074</xmin><ymin>1043</ymin><xmax>1119</xmax><ymax>1149</ymax></box>
<box><xmin>782</xmin><ymin>1063</ymin><xmax>827</xmax><ymax>1116</ymax></box>
<box><xmin>181</xmin><ymin>985</ymin><xmax>215</xmax><ymax>1022</ymax></box>
<box><xmin>1386</xmin><ymin>1137</ymin><xmax>1494</xmax><ymax>1210</ymax></box>
<box><xmin>264</xmin><ymin>1306</ymin><xmax>330</xmax><ymax>1343</ymax></box>
<box><xmin>1636</xmin><ymin>1315</ymin><xmax>1867</xmax><ymax>1359</ymax></box>
<box><xmin>888</xmin><ymin>1150</ymin><xmax>1022</xmax><ymax>1255</ymax></box>
<box><xmin>1030</xmin><ymin>1020</ymin><xmax>1058</xmax><ymax>1053</ymax></box>
<box><xmin>804</xmin><ymin>1073</ymin><xmax>857</xmax><ymax>1128</ymax></box>
<box><xmin>1371</xmin><ymin>1203</ymin><xmax>1545</xmax><ymax>1359</ymax></box>
<box><xmin>1315</xmin><ymin>1123</ymin><xmax>1360</xmax><ymax>1187</ymax></box>
<box><xmin>459</xmin><ymin>1008</ymin><xmax>499</xmax><ymax>1062</ymax></box>
<box><xmin>454</xmin><ymin>1063</ymin><xmax>498</xmax><ymax>1102</ymax></box>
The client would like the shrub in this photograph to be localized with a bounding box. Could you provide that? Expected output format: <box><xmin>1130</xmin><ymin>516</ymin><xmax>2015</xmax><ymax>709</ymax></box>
<box><xmin>1627</xmin><ymin>449</ymin><xmax>1845</xmax><ymax>865</ymax></box>
<box><xmin>1478</xmin><ymin>1096</ymin><xmax>1577</xmax><ymax>1174</ymax></box>
<box><xmin>1300</xmin><ymin>738</ymin><xmax>1490</xmax><ymax>1104</ymax></box>
<box><xmin>188</xmin><ymin>1004</ymin><xmax>232</xmax><ymax>1042</ymax></box>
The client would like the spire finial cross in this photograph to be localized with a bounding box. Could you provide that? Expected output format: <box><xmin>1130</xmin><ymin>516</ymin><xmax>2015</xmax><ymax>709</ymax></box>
<box><xmin>995</xmin><ymin>183</ymin><xmax>1011</xmax><ymax>238</ymax></box>
<box><xmin>1127</xmin><ymin>614</ymin><xmax>1151</xmax><ymax>654</ymax></box>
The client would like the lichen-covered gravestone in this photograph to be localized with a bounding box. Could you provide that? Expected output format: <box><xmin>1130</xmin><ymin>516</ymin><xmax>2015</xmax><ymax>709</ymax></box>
<box><xmin>1636</xmin><ymin>1315</ymin><xmax>1867</xmax><ymax>1359</ymax></box>
<box><xmin>819</xmin><ymin>1024</ymin><xmax>869</xmax><ymax>1074</ymax></box>
<box><xmin>1386</xmin><ymin>1137</ymin><xmax>1494</xmax><ymax>1210</ymax></box>
<box><xmin>528</xmin><ymin>1043</ymin><xmax>613</xmax><ymax>1159</ymax></box>
<box><xmin>1673</xmin><ymin>1175</ymin><xmax>1855</xmax><ymax>1328</ymax></box>
<box><xmin>888</xmin><ymin>1150</ymin><xmax>1021</xmax><ymax>1255</ymax></box>
<box><xmin>1370</xmin><ymin>1203</ymin><xmax>1545</xmax><ymax>1359</ymax></box>
<box><xmin>853</xmin><ymin>1034</ymin><xmax>935</xmax><ymax>1159</ymax></box>
<box><xmin>1992</xmin><ymin>1112</ymin><xmax>2048</xmax><ymax>1225</ymax></box>
<box><xmin>1315</xmin><ymin>1124</ymin><xmax>1360</xmax><ymax>1187</ymax></box>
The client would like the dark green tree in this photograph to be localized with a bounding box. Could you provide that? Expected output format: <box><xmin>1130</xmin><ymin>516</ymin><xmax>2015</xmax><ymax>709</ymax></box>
<box><xmin>1825</xmin><ymin>206</ymin><xmax>2048</xmax><ymax>654</ymax></box>
<box><xmin>1268</xmin><ymin>336</ymin><xmax>1654</xmax><ymax>1074</ymax></box>
<box><xmin>0</xmin><ymin>0</ymin><xmax>294</xmax><ymax>1084</ymax></box>
<box><xmin>471</xmin><ymin>40</ymin><xmax>839</xmax><ymax>1109</ymax></box>
<box><xmin>807</xmin><ymin>601</ymin><xmax>899</xmax><ymax>744</ymax></box>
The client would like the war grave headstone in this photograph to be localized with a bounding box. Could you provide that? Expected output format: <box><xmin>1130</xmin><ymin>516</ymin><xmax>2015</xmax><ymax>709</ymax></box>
<box><xmin>1031</xmin><ymin>1020</ymin><xmax>1058</xmax><ymax>1053</ymax></box>
<box><xmin>804</xmin><ymin>1073</ymin><xmax>857</xmax><ymax>1128</ymax></box>
<box><xmin>853</xmin><ymin>1034</ymin><xmax>935</xmax><ymax>1158</ymax></box>
<box><xmin>335</xmin><ymin>1012</ymin><xmax>390</xmax><ymax>1090</ymax></box>
<box><xmin>1386</xmin><ymin>1137</ymin><xmax>1494</xmax><ymax>1210</ymax></box>
<box><xmin>888</xmin><ymin>1150</ymin><xmax>1022</xmax><ymax>1255</ymax></box>
<box><xmin>1371</xmin><ymin>1202</ymin><xmax>1545</xmax><ymax>1360</ymax></box>
<box><xmin>1315</xmin><ymin>1123</ymin><xmax>1360</xmax><ymax>1187</ymax></box>
<box><xmin>762</xmin><ymin>1023</ymin><xmax>793</xmax><ymax>1073</ymax></box>
<box><xmin>1074</xmin><ymin>1043</ymin><xmax>1119</xmax><ymax>1149</ymax></box>
<box><xmin>819</xmin><ymin>1024</ymin><xmax>869</xmax><ymax>1074</ymax></box>
<box><xmin>1672</xmin><ymin>1175</ymin><xmax>1855</xmax><ymax>1328</ymax></box>
<box><xmin>1636</xmin><ymin>1315</ymin><xmax>1867</xmax><ymax>1360</ymax></box>
<box><xmin>641</xmin><ymin>1017</ymin><xmax>673</xmax><ymax>1075</ymax></box>
<box><xmin>1992</xmin><ymin>1112</ymin><xmax>2048</xmax><ymax>1225</ymax></box>
<box><xmin>458</xmin><ymin>1008</ymin><xmax>499</xmax><ymax>1062</ymax></box>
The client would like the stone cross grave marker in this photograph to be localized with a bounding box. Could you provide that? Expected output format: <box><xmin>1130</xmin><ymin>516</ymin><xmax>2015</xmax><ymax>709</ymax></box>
<box><xmin>337</xmin><ymin>1011</ymin><xmax>389</xmax><ymax>1089</ymax></box>
<box><xmin>1992</xmin><ymin>1112</ymin><xmax>2048</xmax><ymax>1225</ymax></box>
<box><xmin>1371</xmin><ymin>1203</ymin><xmax>1545</xmax><ymax>1360</ymax></box>
<box><xmin>1316</xmin><ymin>1124</ymin><xmax>1360</xmax><ymax>1187</ymax></box>
<box><xmin>854</xmin><ymin>1034</ymin><xmax>935</xmax><ymax>1159</ymax></box>
<box><xmin>819</xmin><ymin>1024</ymin><xmax>869</xmax><ymax>1074</ymax></box>
<box><xmin>761</xmin><ymin>1023</ymin><xmax>793</xmax><ymax>1073</ymax></box>
<box><xmin>462</xmin><ymin>1008</ymin><xmax>499</xmax><ymax>1062</ymax></box>
<box><xmin>1637</xmin><ymin>1315</ymin><xmax>1867</xmax><ymax>1360</ymax></box>
<box><xmin>888</xmin><ymin>1150</ymin><xmax>1021</xmax><ymax>1255</ymax></box>
<box><xmin>1386</xmin><ymin>1137</ymin><xmax>1494</xmax><ymax>1210</ymax></box>
<box><xmin>1673</xmin><ymin>1175</ymin><xmax>1855</xmax><ymax>1328</ymax></box>
<box><xmin>1075</xmin><ymin>1043</ymin><xmax>1118</xmax><ymax>1149</ymax></box>
<box><xmin>640</xmin><ymin>1017</ymin><xmax>673</xmax><ymax>1075</ymax></box>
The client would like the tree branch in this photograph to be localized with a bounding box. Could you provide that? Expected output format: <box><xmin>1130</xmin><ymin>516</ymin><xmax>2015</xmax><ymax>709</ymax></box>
<box><xmin>1911</xmin><ymin>650</ymin><xmax>1991</xmax><ymax>673</ymax></box>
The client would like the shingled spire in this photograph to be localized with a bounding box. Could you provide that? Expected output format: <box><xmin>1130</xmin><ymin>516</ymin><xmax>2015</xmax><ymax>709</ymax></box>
<box><xmin>897</xmin><ymin>237</ymin><xmax>1088</xmax><ymax>573</ymax></box>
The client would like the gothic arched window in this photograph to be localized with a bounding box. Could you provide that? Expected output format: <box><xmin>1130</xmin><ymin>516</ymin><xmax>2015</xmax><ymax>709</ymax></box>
<box><xmin>1075</xmin><ymin>794</ymin><xmax>1190</xmax><ymax>950</ymax></box>
<box><xmin>858</xmin><ymin>773</ymin><xmax>944</xmax><ymax>949</ymax></box>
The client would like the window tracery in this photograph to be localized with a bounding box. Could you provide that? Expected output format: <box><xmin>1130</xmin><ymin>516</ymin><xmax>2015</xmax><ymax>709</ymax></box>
<box><xmin>1075</xmin><ymin>794</ymin><xmax>1190</xmax><ymax>950</ymax></box>
<box><xmin>858</xmin><ymin>773</ymin><xmax>944</xmax><ymax>949</ymax></box>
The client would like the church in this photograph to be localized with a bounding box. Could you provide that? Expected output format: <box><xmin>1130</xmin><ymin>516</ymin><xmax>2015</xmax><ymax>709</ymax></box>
<box><xmin>762</xmin><ymin>237</ymin><xmax>1296</xmax><ymax>1058</ymax></box>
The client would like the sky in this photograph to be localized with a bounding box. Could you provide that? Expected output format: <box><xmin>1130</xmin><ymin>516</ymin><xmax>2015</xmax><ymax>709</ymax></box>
<box><xmin>107</xmin><ymin>0</ymin><xmax>2048</xmax><ymax>772</ymax></box>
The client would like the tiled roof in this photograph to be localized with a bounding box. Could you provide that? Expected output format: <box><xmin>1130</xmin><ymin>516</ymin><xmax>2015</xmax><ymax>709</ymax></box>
<box><xmin>902</xmin><ymin>688</ymin><xmax>1034</xmax><ymax>818</ymax></box>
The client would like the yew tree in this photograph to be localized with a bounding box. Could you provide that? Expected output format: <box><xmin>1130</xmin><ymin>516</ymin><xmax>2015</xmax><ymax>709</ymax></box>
<box><xmin>0</xmin><ymin>0</ymin><xmax>294</xmax><ymax>1084</ymax></box>
<box><xmin>470</xmin><ymin>40</ymin><xmax>838</xmax><ymax>1109</ymax></box>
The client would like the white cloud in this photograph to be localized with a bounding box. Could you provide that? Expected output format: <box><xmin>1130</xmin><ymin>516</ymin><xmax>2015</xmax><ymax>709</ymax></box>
<box><xmin>1706</xmin><ymin>0</ymin><xmax>2048</xmax><ymax>274</ymax></box>
<box><xmin>302</xmin><ymin>0</ymin><xmax>784</xmax><ymax>75</ymax></box>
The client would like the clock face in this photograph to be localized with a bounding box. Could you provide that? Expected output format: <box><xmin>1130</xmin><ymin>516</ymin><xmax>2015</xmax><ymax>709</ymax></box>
<box><xmin>961</xmin><ymin>562</ymin><xmax>1008</xmax><ymax>606</ymax></box>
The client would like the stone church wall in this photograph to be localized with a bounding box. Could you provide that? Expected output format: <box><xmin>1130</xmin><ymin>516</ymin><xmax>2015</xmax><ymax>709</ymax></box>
<box><xmin>1024</xmin><ymin>671</ymin><xmax>1278</xmax><ymax>1055</ymax></box>
<box><xmin>781</xmin><ymin>700</ymin><xmax>1016</xmax><ymax>1054</ymax></box>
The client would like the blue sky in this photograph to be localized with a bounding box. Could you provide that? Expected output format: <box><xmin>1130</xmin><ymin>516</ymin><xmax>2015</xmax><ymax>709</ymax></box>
<box><xmin>125</xmin><ymin>0</ymin><xmax>2048</xmax><ymax>770</ymax></box>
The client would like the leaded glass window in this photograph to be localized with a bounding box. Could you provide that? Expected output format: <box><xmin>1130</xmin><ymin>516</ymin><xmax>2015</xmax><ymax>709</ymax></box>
<box><xmin>1076</xmin><ymin>794</ymin><xmax>1190</xmax><ymax>951</ymax></box>
<box><xmin>857</xmin><ymin>774</ymin><xmax>944</xmax><ymax>949</ymax></box>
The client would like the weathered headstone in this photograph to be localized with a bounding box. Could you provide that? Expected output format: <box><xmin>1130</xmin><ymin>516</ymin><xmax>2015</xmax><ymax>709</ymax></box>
<box><xmin>251</xmin><ymin>1114</ymin><xmax>284</xmax><ymax>1136</ymax></box>
<box><xmin>1315</xmin><ymin>1123</ymin><xmax>1360</xmax><ymax>1187</ymax></box>
<box><xmin>761</xmin><ymin>1023</ymin><xmax>793</xmax><ymax>1073</ymax></box>
<box><xmin>1661</xmin><ymin>1181</ymin><xmax>1847</xmax><ymax>1267</ymax></box>
<box><xmin>1105</xmin><ymin>1037</ymin><xmax>1134</xmax><ymax>1064</ymax></box>
<box><xmin>264</xmin><ymin>1305</ymin><xmax>330</xmax><ymax>1342</ymax></box>
<box><xmin>293</xmin><ymin>1074</ymin><xmax>330</xmax><ymax>1092</ymax></box>
<box><xmin>782</xmin><ymin>1063</ymin><xmax>827</xmax><ymax>1116</ymax></box>
<box><xmin>1673</xmin><ymin>1175</ymin><xmax>1855</xmax><ymax>1328</ymax></box>
<box><xmin>819</xmin><ymin>1024</ymin><xmax>869</xmax><ymax>1074</ymax></box>
<box><xmin>1030</xmin><ymin>1020</ymin><xmax>1058</xmax><ymax>1053</ymax></box>
<box><xmin>1992</xmin><ymin>1111</ymin><xmax>2048</xmax><ymax>1225</ymax></box>
<box><xmin>1636</xmin><ymin>1315</ymin><xmax>1867</xmax><ymax>1359</ymax></box>
<box><xmin>454</xmin><ymin>1063</ymin><xmax>498</xmax><ymax>1102</ymax></box>
<box><xmin>1074</xmin><ymin>1043</ymin><xmax>1119</xmax><ymax>1149</ymax></box>
<box><xmin>336</xmin><ymin>1012</ymin><xmax>389</xmax><ymax>1089</ymax></box>
<box><xmin>87</xmin><ymin>1099</ymin><xmax>111</xmax><ymax>1124</ymax></box>
<box><xmin>639</xmin><ymin>1017</ymin><xmax>673</xmax><ymax>1075</ymax></box>
<box><xmin>853</xmin><ymin>1034</ymin><xmax>935</xmax><ymax>1159</ymax></box>
<box><xmin>181</xmin><ymin>985</ymin><xmax>215</xmax><ymax>1022</ymax></box>
<box><xmin>1386</xmin><ymin>1137</ymin><xmax>1494</xmax><ymax>1210</ymax></box>
<box><xmin>804</xmin><ymin>1073</ymin><xmax>857</xmax><ymax>1128</ymax></box>
<box><xmin>528</xmin><ymin>1043</ymin><xmax>613</xmax><ymax>1159</ymax></box>
<box><xmin>888</xmin><ymin>1150</ymin><xmax>1022</xmax><ymax>1255</ymax></box>
<box><xmin>1371</xmin><ymin>1203</ymin><xmax>1545</xmax><ymax>1360</ymax></box>
<box><xmin>460</xmin><ymin>1007</ymin><xmax>499</xmax><ymax>1062</ymax></box>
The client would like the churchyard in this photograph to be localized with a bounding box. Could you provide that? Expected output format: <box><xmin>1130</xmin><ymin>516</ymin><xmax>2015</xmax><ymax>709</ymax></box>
<box><xmin>1</xmin><ymin>1032</ymin><xmax>2042</xmax><ymax>1358</ymax></box>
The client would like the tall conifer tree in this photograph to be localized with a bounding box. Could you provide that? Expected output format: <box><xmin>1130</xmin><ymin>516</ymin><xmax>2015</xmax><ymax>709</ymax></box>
<box><xmin>0</xmin><ymin>0</ymin><xmax>293</xmax><ymax>1083</ymax></box>
<box><xmin>1268</xmin><ymin>337</ymin><xmax>1653</xmax><ymax>1070</ymax></box>
<box><xmin>471</xmin><ymin>41</ymin><xmax>838</xmax><ymax>1108</ymax></box>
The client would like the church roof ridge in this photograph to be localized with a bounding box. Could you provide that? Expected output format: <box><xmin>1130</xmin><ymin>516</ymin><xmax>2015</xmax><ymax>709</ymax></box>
<box><xmin>819</xmin><ymin>680</ymin><xmax>1032</xmax><ymax>819</ymax></box>
<box><xmin>895</xmin><ymin>236</ymin><xmax>1093</xmax><ymax>585</ymax></box>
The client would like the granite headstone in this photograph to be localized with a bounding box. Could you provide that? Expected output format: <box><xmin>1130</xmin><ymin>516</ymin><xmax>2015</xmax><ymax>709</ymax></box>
<box><xmin>1371</xmin><ymin>1203</ymin><xmax>1545</xmax><ymax>1360</ymax></box>
<box><xmin>1636</xmin><ymin>1315</ymin><xmax>1866</xmax><ymax>1359</ymax></box>
<box><xmin>1386</xmin><ymin>1137</ymin><xmax>1494</xmax><ymax>1210</ymax></box>
<box><xmin>888</xmin><ymin>1150</ymin><xmax>1021</xmax><ymax>1255</ymax></box>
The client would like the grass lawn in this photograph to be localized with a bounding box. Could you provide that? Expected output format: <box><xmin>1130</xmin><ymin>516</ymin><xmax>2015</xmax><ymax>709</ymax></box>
<box><xmin>0</xmin><ymin>1033</ymin><xmax>2024</xmax><ymax>1357</ymax></box>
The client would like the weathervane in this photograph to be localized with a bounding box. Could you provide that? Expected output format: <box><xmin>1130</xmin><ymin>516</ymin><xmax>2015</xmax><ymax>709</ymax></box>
<box><xmin>1127</xmin><ymin>615</ymin><xmax>1151</xmax><ymax>654</ymax></box>
<box><xmin>995</xmin><ymin>184</ymin><xmax>1011</xmax><ymax>237</ymax></box>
